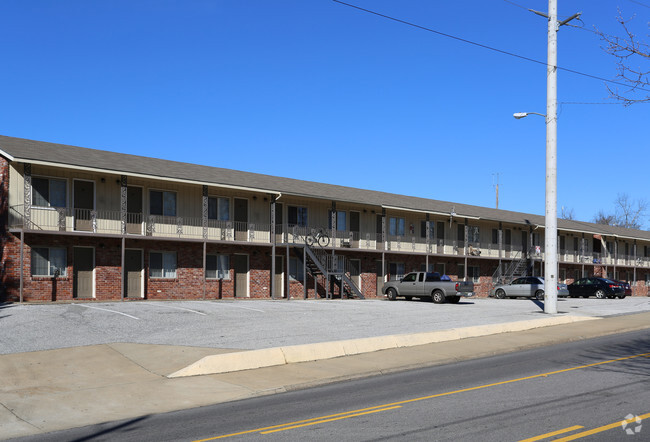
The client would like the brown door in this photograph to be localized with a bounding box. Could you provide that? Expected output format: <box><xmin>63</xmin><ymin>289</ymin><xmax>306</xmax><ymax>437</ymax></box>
<box><xmin>274</xmin><ymin>256</ymin><xmax>284</xmax><ymax>298</ymax></box>
<box><xmin>234</xmin><ymin>254</ymin><xmax>248</xmax><ymax>297</ymax></box>
<box><xmin>74</xmin><ymin>180</ymin><xmax>94</xmax><ymax>231</ymax></box>
<box><xmin>350</xmin><ymin>259</ymin><xmax>361</xmax><ymax>289</ymax></box>
<box><xmin>126</xmin><ymin>187</ymin><xmax>143</xmax><ymax>234</ymax></box>
<box><xmin>376</xmin><ymin>215</ymin><xmax>383</xmax><ymax>250</ymax></box>
<box><xmin>350</xmin><ymin>212</ymin><xmax>360</xmax><ymax>244</ymax></box>
<box><xmin>234</xmin><ymin>198</ymin><xmax>248</xmax><ymax>241</ymax></box>
<box><xmin>124</xmin><ymin>249</ymin><xmax>143</xmax><ymax>298</ymax></box>
<box><xmin>274</xmin><ymin>203</ymin><xmax>284</xmax><ymax>243</ymax></box>
<box><xmin>73</xmin><ymin>247</ymin><xmax>94</xmax><ymax>298</ymax></box>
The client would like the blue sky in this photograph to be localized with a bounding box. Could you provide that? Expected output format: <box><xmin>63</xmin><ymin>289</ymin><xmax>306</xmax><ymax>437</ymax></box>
<box><xmin>1</xmin><ymin>0</ymin><xmax>648</xmax><ymax>226</ymax></box>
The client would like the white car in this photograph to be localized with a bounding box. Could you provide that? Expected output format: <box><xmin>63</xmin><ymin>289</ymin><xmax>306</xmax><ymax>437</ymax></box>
<box><xmin>491</xmin><ymin>276</ymin><xmax>569</xmax><ymax>300</ymax></box>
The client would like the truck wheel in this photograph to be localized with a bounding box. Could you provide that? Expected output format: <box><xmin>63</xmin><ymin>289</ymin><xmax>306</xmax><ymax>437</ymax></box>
<box><xmin>618</xmin><ymin>295</ymin><xmax>626</xmax><ymax>299</ymax></box>
<box><xmin>535</xmin><ymin>290</ymin><xmax>545</xmax><ymax>300</ymax></box>
<box><xmin>386</xmin><ymin>288</ymin><xmax>397</xmax><ymax>301</ymax></box>
<box><xmin>495</xmin><ymin>289</ymin><xmax>506</xmax><ymax>299</ymax></box>
<box><xmin>431</xmin><ymin>290</ymin><xmax>446</xmax><ymax>304</ymax></box>
<box><xmin>448</xmin><ymin>295</ymin><xmax>460</xmax><ymax>304</ymax></box>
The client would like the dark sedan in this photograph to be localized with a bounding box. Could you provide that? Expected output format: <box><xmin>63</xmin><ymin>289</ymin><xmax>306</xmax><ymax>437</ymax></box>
<box><xmin>568</xmin><ymin>277</ymin><xmax>626</xmax><ymax>299</ymax></box>
<box><xmin>614</xmin><ymin>280</ymin><xmax>632</xmax><ymax>297</ymax></box>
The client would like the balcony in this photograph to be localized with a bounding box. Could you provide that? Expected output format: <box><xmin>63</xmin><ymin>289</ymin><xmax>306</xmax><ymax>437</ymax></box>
<box><xmin>9</xmin><ymin>205</ymin><xmax>271</xmax><ymax>244</ymax></box>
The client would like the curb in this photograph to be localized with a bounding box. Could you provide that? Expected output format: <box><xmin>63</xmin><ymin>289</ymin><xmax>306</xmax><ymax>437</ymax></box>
<box><xmin>168</xmin><ymin>314</ymin><xmax>596</xmax><ymax>378</ymax></box>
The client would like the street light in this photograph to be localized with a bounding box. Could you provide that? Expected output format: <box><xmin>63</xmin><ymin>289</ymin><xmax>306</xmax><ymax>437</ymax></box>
<box><xmin>513</xmin><ymin>112</ymin><xmax>546</xmax><ymax>119</ymax></box>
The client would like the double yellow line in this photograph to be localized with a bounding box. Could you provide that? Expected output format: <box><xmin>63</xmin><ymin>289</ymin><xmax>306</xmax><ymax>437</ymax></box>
<box><xmin>195</xmin><ymin>351</ymin><xmax>650</xmax><ymax>441</ymax></box>
<box><xmin>520</xmin><ymin>412</ymin><xmax>650</xmax><ymax>441</ymax></box>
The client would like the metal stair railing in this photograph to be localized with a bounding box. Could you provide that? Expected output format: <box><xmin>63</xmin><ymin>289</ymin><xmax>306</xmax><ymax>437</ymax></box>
<box><xmin>303</xmin><ymin>243</ymin><xmax>364</xmax><ymax>299</ymax></box>
<box><xmin>492</xmin><ymin>246</ymin><xmax>540</xmax><ymax>285</ymax></box>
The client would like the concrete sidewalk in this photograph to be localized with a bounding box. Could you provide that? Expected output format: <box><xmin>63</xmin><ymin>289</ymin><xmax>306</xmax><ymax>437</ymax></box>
<box><xmin>2</xmin><ymin>307</ymin><xmax>650</xmax><ymax>440</ymax></box>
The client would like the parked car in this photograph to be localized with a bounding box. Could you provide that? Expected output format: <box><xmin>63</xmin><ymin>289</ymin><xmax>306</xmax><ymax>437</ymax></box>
<box><xmin>568</xmin><ymin>278</ymin><xmax>625</xmax><ymax>299</ymax></box>
<box><xmin>614</xmin><ymin>280</ymin><xmax>632</xmax><ymax>297</ymax></box>
<box><xmin>490</xmin><ymin>276</ymin><xmax>569</xmax><ymax>300</ymax></box>
<box><xmin>383</xmin><ymin>272</ymin><xmax>474</xmax><ymax>304</ymax></box>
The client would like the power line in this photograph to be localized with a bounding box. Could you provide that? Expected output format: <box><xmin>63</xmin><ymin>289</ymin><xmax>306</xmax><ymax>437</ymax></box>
<box><xmin>332</xmin><ymin>0</ymin><xmax>650</xmax><ymax>93</ymax></box>
<box><xmin>627</xmin><ymin>0</ymin><xmax>650</xmax><ymax>9</ymax></box>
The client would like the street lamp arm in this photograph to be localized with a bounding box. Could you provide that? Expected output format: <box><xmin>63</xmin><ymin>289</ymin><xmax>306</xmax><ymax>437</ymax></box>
<box><xmin>513</xmin><ymin>112</ymin><xmax>547</xmax><ymax>119</ymax></box>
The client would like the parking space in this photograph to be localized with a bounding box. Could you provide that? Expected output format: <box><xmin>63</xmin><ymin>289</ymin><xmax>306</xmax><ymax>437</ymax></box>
<box><xmin>1</xmin><ymin>297</ymin><xmax>649</xmax><ymax>355</ymax></box>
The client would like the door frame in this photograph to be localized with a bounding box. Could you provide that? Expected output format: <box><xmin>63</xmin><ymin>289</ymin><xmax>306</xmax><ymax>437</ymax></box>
<box><xmin>72</xmin><ymin>178</ymin><xmax>96</xmax><ymax>232</ymax></box>
<box><xmin>73</xmin><ymin>246</ymin><xmax>95</xmax><ymax>299</ymax></box>
<box><xmin>126</xmin><ymin>185</ymin><xmax>144</xmax><ymax>235</ymax></box>
<box><xmin>233</xmin><ymin>253</ymin><xmax>249</xmax><ymax>297</ymax></box>
<box><xmin>124</xmin><ymin>248</ymin><xmax>144</xmax><ymax>298</ymax></box>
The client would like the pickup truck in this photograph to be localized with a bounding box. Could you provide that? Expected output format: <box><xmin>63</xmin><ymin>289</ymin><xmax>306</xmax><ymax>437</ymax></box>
<box><xmin>383</xmin><ymin>272</ymin><xmax>474</xmax><ymax>304</ymax></box>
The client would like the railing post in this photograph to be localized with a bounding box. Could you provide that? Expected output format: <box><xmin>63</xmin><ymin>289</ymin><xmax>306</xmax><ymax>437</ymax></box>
<box><xmin>23</xmin><ymin>163</ymin><xmax>31</xmax><ymax>229</ymax></box>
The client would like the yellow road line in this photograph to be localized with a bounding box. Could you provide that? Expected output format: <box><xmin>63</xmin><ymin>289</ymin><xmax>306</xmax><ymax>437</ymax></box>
<box><xmin>518</xmin><ymin>425</ymin><xmax>584</xmax><ymax>442</ymax></box>
<box><xmin>553</xmin><ymin>412</ymin><xmax>650</xmax><ymax>441</ymax></box>
<box><xmin>194</xmin><ymin>351</ymin><xmax>650</xmax><ymax>441</ymax></box>
<box><xmin>260</xmin><ymin>406</ymin><xmax>402</xmax><ymax>434</ymax></box>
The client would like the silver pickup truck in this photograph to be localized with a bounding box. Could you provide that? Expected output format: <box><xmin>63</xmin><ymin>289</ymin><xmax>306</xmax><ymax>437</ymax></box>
<box><xmin>383</xmin><ymin>272</ymin><xmax>474</xmax><ymax>304</ymax></box>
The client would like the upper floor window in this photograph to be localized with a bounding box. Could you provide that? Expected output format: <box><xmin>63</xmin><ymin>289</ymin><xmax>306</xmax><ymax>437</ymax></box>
<box><xmin>328</xmin><ymin>210</ymin><xmax>347</xmax><ymax>231</ymax></box>
<box><xmin>32</xmin><ymin>177</ymin><xmax>66</xmax><ymax>208</ymax></box>
<box><xmin>208</xmin><ymin>197</ymin><xmax>230</xmax><ymax>221</ymax></box>
<box><xmin>468</xmin><ymin>226</ymin><xmax>480</xmax><ymax>243</ymax></box>
<box><xmin>389</xmin><ymin>217</ymin><xmax>405</xmax><ymax>236</ymax></box>
<box><xmin>288</xmin><ymin>206</ymin><xmax>308</xmax><ymax>227</ymax></box>
<box><xmin>150</xmin><ymin>190</ymin><xmax>176</xmax><ymax>217</ymax></box>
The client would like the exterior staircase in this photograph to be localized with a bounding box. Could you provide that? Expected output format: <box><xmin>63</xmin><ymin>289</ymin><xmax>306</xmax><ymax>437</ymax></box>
<box><xmin>492</xmin><ymin>246</ymin><xmax>541</xmax><ymax>285</ymax></box>
<box><xmin>294</xmin><ymin>244</ymin><xmax>364</xmax><ymax>299</ymax></box>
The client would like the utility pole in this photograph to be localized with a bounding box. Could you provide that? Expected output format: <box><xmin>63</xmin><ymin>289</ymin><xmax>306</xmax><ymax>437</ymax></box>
<box><xmin>527</xmin><ymin>1</ymin><xmax>579</xmax><ymax>314</ymax></box>
<box><xmin>545</xmin><ymin>0</ymin><xmax>559</xmax><ymax>314</ymax></box>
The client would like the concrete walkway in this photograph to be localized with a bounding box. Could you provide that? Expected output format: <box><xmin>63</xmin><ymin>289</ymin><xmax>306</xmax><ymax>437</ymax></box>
<box><xmin>1</xmin><ymin>299</ymin><xmax>650</xmax><ymax>440</ymax></box>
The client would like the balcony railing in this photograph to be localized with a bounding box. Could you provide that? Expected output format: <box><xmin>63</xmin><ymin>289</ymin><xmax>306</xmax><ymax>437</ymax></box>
<box><xmin>9</xmin><ymin>204</ymin><xmax>650</xmax><ymax>266</ymax></box>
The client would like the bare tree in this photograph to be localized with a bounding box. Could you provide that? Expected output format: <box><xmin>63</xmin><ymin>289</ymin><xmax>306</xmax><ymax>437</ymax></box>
<box><xmin>597</xmin><ymin>10</ymin><xmax>650</xmax><ymax>105</ymax></box>
<box><xmin>560</xmin><ymin>206</ymin><xmax>575</xmax><ymax>220</ymax></box>
<box><xmin>593</xmin><ymin>209</ymin><xmax>618</xmax><ymax>226</ymax></box>
<box><xmin>593</xmin><ymin>193</ymin><xmax>648</xmax><ymax>229</ymax></box>
<box><xmin>615</xmin><ymin>193</ymin><xmax>648</xmax><ymax>229</ymax></box>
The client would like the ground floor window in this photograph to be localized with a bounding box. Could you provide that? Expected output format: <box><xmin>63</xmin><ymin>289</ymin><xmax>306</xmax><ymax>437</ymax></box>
<box><xmin>31</xmin><ymin>247</ymin><xmax>67</xmax><ymax>276</ymax></box>
<box><xmin>289</xmin><ymin>257</ymin><xmax>304</xmax><ymax>281</ymax></box>
<box><xmin>468</xmin><ymin>266</ymin><xmax>480</xmax><ymax>283</ymax></box>
<box><xmin>389</xmin><ymin>262</ymin><xmax>405</xmax><ymax>281</ymax></box>
<box><xmin>150</xmin><ymin>251</ymin><xmax>177</xmax><ymax>278</ymax></box>
<box><xmin>206</xmin><ymin>254</ymin><xmax>230</xmax><ymax>279</ymax></box>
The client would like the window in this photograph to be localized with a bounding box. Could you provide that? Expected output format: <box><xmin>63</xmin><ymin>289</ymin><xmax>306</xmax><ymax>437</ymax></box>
<box><xmin>458</xmin><ymin>263</ymin><xmax>465</xmax><ymax>279</ymax></box>
<box><xmin>389</xmin><ymin>217</ymin><xmax>405</xmax><ymax>236</ymax></box>
<box><xmin>150</xmin><ymin>190</ymin><xmax>176</xmax><ymax>217</ymax></box>
<box><xmin>31</xmin><ymin>247</ymin><xmax>67</xmax><ymax>276</ymax></box>
<box><xmin>288</xmin><ymin>206</ymin><xmax>308</xmax><ymax>227</ymax></box>
<box><xmin>206</xmin><ymin>254</ymin><xmax>230</xmax><ymax>279</ymax></box>
<box><xmin>421</xmin><ymin>221</ymin><xmax>433</xmax><ymax>239</ymax></box>
<box><xmin>150</xmin><ymin>252</ymin><xmax>177</xmax><ymax>278</ymax></box>
<box><xmin>208</xmin><ymin>197</ymin><xmax>230</xmax><ymax>221</ymax></box>
<box><xmin>492</xmin><ymin>229</ymin><xmax>499</xmax><ymax>245</ymax></box>
<box><xmin>328</xmin><ymin>210</ymin><xmax>347</xmax><ymax>231</ymax></box>
<box><xmin>32</xmin><ymin>177</ymin><xmax>66</xmax><ymax>208</ymax></box>
<box><xmin>402</xmin><ymin>273</ymin><xmax>416</xmax><ymax>282</ymax></box>
<box><xmin>389</xmin><ymin>262</ymin><xmax>405</xmax><ymax>280</ymax></box>
<box><xmin>289</xmin><ymin>257</ymin><xmax>304</xmax><ymax>281</ymax></box>
<box><xmin>468</xmin><ymin>266</ymin><xmax>480</xmax><ymax>283</ymax></box>
<box><xmin>468</xmin><ymin>226</ymin><xmax>480</xmax><ymax>243</ymax></box>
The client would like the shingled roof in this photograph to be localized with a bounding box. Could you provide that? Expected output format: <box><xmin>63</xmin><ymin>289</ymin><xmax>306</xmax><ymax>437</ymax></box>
<box><xmin>1</xmin><ymin>134</ymin><xmax>648</xmax><ymax>241</ymax></box>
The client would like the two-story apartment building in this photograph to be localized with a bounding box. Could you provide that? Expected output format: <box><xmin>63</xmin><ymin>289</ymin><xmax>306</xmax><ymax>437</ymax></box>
<box><xmin>2</xmin><ymin>135</ymin><xmax>649</xmax><ymax>302</ymax></box>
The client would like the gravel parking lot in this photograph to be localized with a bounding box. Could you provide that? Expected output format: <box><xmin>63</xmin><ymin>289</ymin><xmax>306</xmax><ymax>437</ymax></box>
<box><xmin>1</xmin><ymin>297</ymin><xmax>649</xmax><ymax>355</ymax></box>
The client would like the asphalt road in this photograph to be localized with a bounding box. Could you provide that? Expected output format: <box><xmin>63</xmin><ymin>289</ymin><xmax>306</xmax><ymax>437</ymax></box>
<box><xmin>13</xmin><ymin>328</ymin><xmax>650</xmax><ymax>442</ymax></box>
<box><xmin>2</xmin><ymin>297</ymin><xmax>650</xmax><ymax>354</ymax></box>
